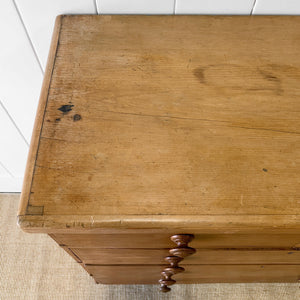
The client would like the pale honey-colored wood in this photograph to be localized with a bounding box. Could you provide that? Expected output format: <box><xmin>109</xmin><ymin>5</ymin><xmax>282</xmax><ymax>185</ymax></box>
<box><xmin>86</xmin><ymin>265</ymin><xmax>300</xmax><ymax>284</ymax></box>
<box><xmin>18</xmin><ymin>15</ymin><xmax>300</xmax><ymax>233</ymax></box>
<box><xmin>17</xmin><ymin>15</ymin><xmax>300</xmax><ymax>288</ymax></box>
<box><xmin>19</xmin><ymin>214</ymin><xmax>300</xmax><ymax>234</ymax></box>
<box><xmin>50</xmin><ymin>233</ymin><xmax>300</xmax><ymax>249</ymax></box>
<box><xmin>72</xmin><ymin>248</ymin><xmax>300</xmax><ymax>265</ymax></box>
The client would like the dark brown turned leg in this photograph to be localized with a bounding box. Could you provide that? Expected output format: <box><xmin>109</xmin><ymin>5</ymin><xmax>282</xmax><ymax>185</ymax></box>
<box><xmin>158</xmin><ymin>234</ymin><xmax>196</xmax><ymax>292</ymax></box>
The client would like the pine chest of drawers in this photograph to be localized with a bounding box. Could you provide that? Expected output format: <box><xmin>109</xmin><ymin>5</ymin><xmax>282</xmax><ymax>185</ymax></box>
<box><xmin>18</xmin><ymin>15</ymin><xmax>300</xmax><ymax>292</ymax></box>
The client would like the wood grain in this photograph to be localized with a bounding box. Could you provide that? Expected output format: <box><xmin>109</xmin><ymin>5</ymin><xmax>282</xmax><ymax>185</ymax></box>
<box><xmin>85</xmin><ymin>264</ymin><xmax>300</xmax><ymax>284</ymax></box>
<box><xmin>50</xmin><ymin>233</ymin><xmax>300</xmax><ymax>249</ymax></box>
<box><xmin>71</xmin><ymin>248</ymin><xmax>300</xmax><ymax>265</ymax></box>
<box><xmin>17</xmin><ymin>16</ymin><xmax>300</xmax><ymax>287</ymax></box>
<box><xmin>18</xmin><ymin>15</ymin><xmax>300</xmax><ymax>232</ymax></box>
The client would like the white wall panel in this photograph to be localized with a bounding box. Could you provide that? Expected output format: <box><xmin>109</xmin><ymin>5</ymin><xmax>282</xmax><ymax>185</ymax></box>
<box><xmin>0</xmin><ymin>177</ymin><xmax>23</xmax><ymax>192</ymax></box>
<box><xmin>0</xmin><ymin>163</ymin><xmax>12</xmax><ymax>178</ymax></box>
<box><xmin>0</xmin><ymin>104</ymin><xmax>28</xmax><ymax>180</ymax></box>
<box><xmin>96</xmin><ymin>0</ymin><xmax>175</xmax><ymax>14</ymax></box>
<box><xmin>253</xmin><ymin>0</ymin><xmax>300</xmax><ymax>15</ymax></box>
<box><xmin>0</xmin><ymin>0</ymin><xmax>43</xmax><ymax>144</ymax></box>
<box><xmin>175</xmin><ymin>0</ymin><xmax>255</xmax><ymax>14</ymax></box>
<box><xmin>16</xmin><ymin>0</ymin><xmax>97</xmax><ymax>70</ymax></box>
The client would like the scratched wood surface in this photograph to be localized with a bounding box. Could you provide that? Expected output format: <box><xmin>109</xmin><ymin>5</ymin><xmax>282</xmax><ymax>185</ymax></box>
<box><xmin>18</xmin><ymin>15</ymin><xmax>300</xmax><ymax>232</ymax></box>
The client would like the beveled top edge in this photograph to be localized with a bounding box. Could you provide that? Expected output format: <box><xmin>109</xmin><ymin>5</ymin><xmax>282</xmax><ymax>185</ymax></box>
<box><xmin>18</xmin><ymin>214</ymin><xmax>300</xmax><ymax>234</ymax></box>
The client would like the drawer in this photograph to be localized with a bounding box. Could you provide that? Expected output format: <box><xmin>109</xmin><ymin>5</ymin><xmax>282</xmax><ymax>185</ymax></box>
<box><xmin>71</xmin><ymin>248</ymin><xmax>300</xmax><ymax>265</ymax></box>
<box><xmin>85</xmin><ymin>264</ymin><xmax>300</xmax><ymax>284</ymax></box>
<box><xmin>51</xmin><ymin>233</ymin><xmax>300</xmax><ymax>249</ymax></box>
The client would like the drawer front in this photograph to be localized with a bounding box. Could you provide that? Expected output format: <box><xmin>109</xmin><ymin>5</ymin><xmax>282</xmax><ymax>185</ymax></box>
<box><xmin>51</xmin><ymin>233</ymin><xmax>300</xmax><ymax>249</ymax></box>
<box><xmin>71</xmin><ymin>248</ymin><xmax>300</xmax><ymax>265</ymax></box>
<box><xmin>85</xmin><ymin>264</ymin><xmax>300</xmax><ymax>284</ymax></box>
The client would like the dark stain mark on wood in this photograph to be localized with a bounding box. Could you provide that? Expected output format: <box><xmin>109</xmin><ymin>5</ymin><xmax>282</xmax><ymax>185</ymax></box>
<box><xmin>193</xmin><ymin>64</ymin><xmax>283</xmax><ymax>95</ymax></box>
<box><xmin>262</xmin><ymin>168</ymin><xmax>268</xmax><ymax>172</ymax></box>
<box><xmin>257</xmin><ymin>68</ymin><xmax>283</xmax><ymax>95</ymax></box>
<box><xmin>258</xmin><ymin>69</ymin><xmax>279</xmax><ymax>82</ymax></box>
<box><xmin>193</xmin><ymin>67</ymin><xmax>206</xmax><ymax>83</ymax></box>
<box><xmin>26</xmin><ymin>205</ymin><xmax>44</xmax><ymax>215</ymax></box>
<box><xmin>73</xmin><ymin>114</ymin><xmax>82</xmax><ymax>121</ymax></box>
<box><xmin>55</xmin><ymin>118</ymin><xmax>61</xmax><ymax>122</ymax></box>
<box><xmin>288</xmin><ymin>252</ymin><xmax>294</xmax><ymax>254</ymax></box>
<box><xmin>58</xmin><ymin>104</ymin><xmax>74</xmax><ymax>114</ymax></box>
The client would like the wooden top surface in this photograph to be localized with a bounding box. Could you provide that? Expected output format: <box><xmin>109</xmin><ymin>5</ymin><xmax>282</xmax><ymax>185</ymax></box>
<box><xmin>18</xmin><ymin>15</ymin><xmax>300</xmax><ymax>233</ymax></box>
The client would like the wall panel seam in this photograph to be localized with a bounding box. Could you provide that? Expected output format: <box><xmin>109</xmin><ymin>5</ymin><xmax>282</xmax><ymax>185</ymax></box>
<box><xmin>94</xmin><ymin>0</ymin><xmax>99</xmax><ymax>14</ymax></box>
<box><xmin>12</xmin><ymin>0</ymin><xmax>44</xmax><ymax>74</ymax></box>
<box><xmin>0</xmin><ymin>100</ymin><xmax>29</xmax><ymax>146</ymax></box>
<box><xmin>250</xmin><ymin>0</ymin><xmax>258</xmax><ymax>15</ymax></box>
<box><xmin>0</xmin><ymin>161</ymin><xmax>14</xmax><ymax>178</ymax></box>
